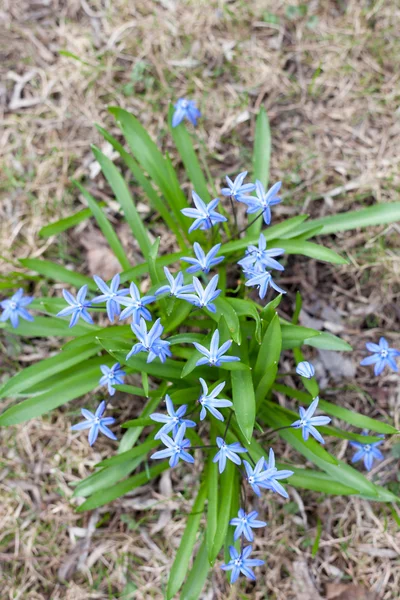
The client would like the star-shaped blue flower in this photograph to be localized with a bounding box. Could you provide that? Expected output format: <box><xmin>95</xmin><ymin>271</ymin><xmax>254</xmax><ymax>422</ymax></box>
<box><xmin>193</xmin><ymin>329</ymin><xmax>240</xmax><ymax>367</ymax></box>
<box><xmin>221</xmin><ymin>545</ymin><xmax>264</xmax><ymax>584</ymax></box>
<box><xmin>172</xmin><ymin>98</ymin><xmax>201</xmax><ymax>128</ymax></box>
<box><xmin>150</xmin><ymin>394</ymin><xmax>196</xmax><ymax>439</ymax></box>
<box><xmin>221</xmin><ymin>171</ymin><xmax>256</xmax><ymax>201</ymax></box>
<box><xmin>99</xmin><ymin>362</ymin><xmax>126</xmax><ymax>396</ymax></box>
<box><xmin>260</xmin><ymin>448</ymin><xmax>294</xmax><ymax>499</ymax></box>
<box><xmin>127</xmin><ymin>318</ymin><xmax>171</xmax><ymax>363</ymax></box>
<box><xmin>213</xmin><ymin>437</ymin><xmax>247</xmax><ymax>473</ymax></box>
<box><xmin>181</xmin><ymin>191</ymin><xmax>227</xmax><ymax>233</ymax></box>
<box><xmin>198</xmin><ymin>378</ymin><xmax>232</xmax><ymax>421</ymax></box>
<box><xmin>56</xmin><ymin>285</ymin><xmax>93</xmax><ymax>328</ymax></box>
<box><xmin>350</xmin><ymin>432</ymin><xmax>384</xmax><ymax>471</ymax></box>
<box><xmin>151</xmin><ymin>423</ymin><xmax>194</xmax><ymax>468</ymax></box>
<box><xmin>239</xmin><ymin>180</ymin><xmax>282</xmax><ymax>225</ymax></box>
<box><xmin>296</xmin><ymin>361</ymin><xmax>315</xmax><ymax>379</ymax></box>
<box><xmin>291</xmin><ymin>397</ymin><xmax>331</xmax><ymax>444</ymax></box>
<box><xmin>71</xmin><ymin>400</ymin><xmax>116</xmax><ymax>446</ymax></box>
<box><xmin>238</xmin><ymin>234</ymin><xmax>284</xmax><ymax>272</ymax></box>
<box><xmin>155</xmin><ymin>267</ymin><xmax>194</xmax><ymax>297</ymax></box>
<box><xmin>1</xmin><ymin>288</ymin><xmax>34</xmax><ymax>328</ymax></box>
<box><xmin>91</xmin><ymin>274</ymin><xmax>130</xmax><ymax>322</ymax></box>
<box><xmin>243</xmin><ymin>458</ymin><xmax>272</xmax><ymax>497</ymax></box>
<box><xmin>360</xmin><ymin>337</ymin><xmax>400</xmax><ymax>376</ymax></box>
<box><xmin>181</xmin><ymin>242</ymin><xmax>224</xmax><ymax>274</ymax></box>
<box><xmin>181</xmin><ymin>274</ymin><xmax>221</xmax><ymax>313</ymax></box>
<box><xmin>245</xmin><ymin>269</ymin><xmax>286</xmax><ymax>299</ymax></box>
<box><xmin>229</xmin><ymin>509</ymin><xmax>267</xmax><ymax>542</ymax></box>
<box><xmin>116</xmin><ymin>282</ymin><xmax>156</xmax><ymax>324</ymax></box>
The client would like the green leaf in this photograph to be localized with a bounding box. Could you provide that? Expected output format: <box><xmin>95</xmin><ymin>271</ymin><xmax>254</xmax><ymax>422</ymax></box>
<box><xmin>249</xmin><ymin>107</ymin><xmax>271</xmax><ymax>236</ymax></box>
<box><xmin>39</xmin><ymin>206</ymin><xmax>105</xmax><ymax>238</ymax></box>
<box><xmin>73</xmin><ymin>459</ymin><xmax>142</xmax><ymax>498</ymax></box>
<box><xmin>287</xmin><ymin>467</ymin><xmax>359</xmax><ymax>496</ymax></box>
<box><xmin>213</xmin><ymin>297</ymin><xmax>241</xmax><ymax>345</ymax></box>
<box><xmin>0</xmin><ymin>356</ymin><xmax>112</xmax><ymax>426</ymax></box>
<box><xmin>19</xmin><ymin>258</ymin><xmax>95</xmax><ymax>289</ymax></box>
<box><xmin>231</xmin><ymin>331</ymin><xmax>255</xmax><ymax>443</ymax></box>
<box><xmin>167</xmin><ymin>482</ymin><xmax>208</xmax><ymax>599</ymax></box>
<box><xmin>210</xmin><ymin>461</ymin><xmax>236</xmax><ymax>563</ymax></box>
<box><xmin>260</xmin><ymin>294</ymin><xmax>282</xmax><ymax>323</ymax></box>
<box><xmin>277</xmin><ymin>239</ymin><xmax>348</xmax><ymax>265</ymax></box>
<box><xmin>73</xmin><ymin>180</ymin><xmax>130</xmax><ymax>270</ymax></box>
<box><xmin>96</xmin><ymin>437</ymin><xmax>158</xmax><ymax>467</ymax></box>
<box><xmin>77</xmin><ymin>461</ymin><xmax>169</xmax><ymax>511</ymax></box>
<box><xmin>91</xmin><ymin>145</ymin><xmax>152</xmax><ymax>259</ymax></box>
<box><xmin>273</xmin><ymin>384</ymin><xmax>398</xmax><ymax>434</ymax></box>
<box><xmin>0</xmin><ymin>315</ymin><xmax>98</xmax><ymax>338</ymax></box>
<box><xmin>206</xmin><ymin>436</ymin><xmax>219</xmax><ymax>563</ymax></box>
<box><xmin>280</xmin><ymin>323</ymin><xmax>320</xmax><ymax>349</ymax></box>
<box><xmin>0</xmin><ymin>344</ymin><xmax>99</xmax><ymax>399</ymax></box>
<box><xmin>225</xmin><ymin>298</ymin><xmax>262</xmax><ymax>342</ymax></box>
<box><xmin>169</xmin><ymin>104</ymin><xmax>211</xmax><ymax>203</ymax></box>
<box><xmin>254</xmin><ymin>313</ymin><xmax>281</xmax><ymax>386</ymax></box>
<box><xmin>180</xmin><ymin>539</ymin><xmax>210</xmax><ymax>600</ymax></box>
<box><xmin>305</xmin><ymin>331</ymin><xmax>352</xmax><ymax>351</ymax></box>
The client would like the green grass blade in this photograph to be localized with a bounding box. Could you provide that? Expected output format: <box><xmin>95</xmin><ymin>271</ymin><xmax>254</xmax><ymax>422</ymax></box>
<box><xmin>249</xmin><ymin>107</ymin><xmax>271</xmax><ymax>237</ymax></box>
<box><xmin>180</xmin><ymin>538</ymin><xmax>210</xmax><ymax>600</ymax></box>
<box><xmin>39</xmin><ymin>206</ymin><xmax>105</xmax><ymax>238</ymax></box>
<box><xmin>20</xmin><ymin>258</ymin><xmax>95</xmax><ymax>289</ymax></box>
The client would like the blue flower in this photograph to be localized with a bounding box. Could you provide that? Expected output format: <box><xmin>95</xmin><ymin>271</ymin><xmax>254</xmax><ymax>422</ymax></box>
<box><xmin>260</xmin><ymin>448</ymin><xmax>294</xmax><ymax>499</ymax></box>
<box><xmin>291</xmin><ymin>397</ymin><xmax>331</xmax><ymax>444</ymax></box>
<box><xmin>127</xmin><ymin>318</ymin><xmax>171</xmax><ymax>363</ymax></box>
<box><xmin>296</xmin><ymin>361</ymin><xmax>315</xmax><ymax>379</ymax></box>
<box><xmin>238</xmin><ymin>234</ymin><xmax>284</xmax><ymax>272</ymax></box>
<box><xmin>229</xmin><ymin>509</ymin><xmax>267</xmax><ymax>542</ymax></box>
<box><xmin>243</xmin><ymin>458</ymin><xmax>272</xmax><ymax>497</ymax></box>
<box><xmin>71</xmin><ymin>400</ymin><xmax>117</xmax><ymax>446</ymax></box>
<box><xmin>155</xmin><ymin>267</ymin><xmax>194</xmax><ymax>297</ymax></box>
<box><xmin>181</xmin><ymin>191</ymin><xmax>227</xmax><ymax>233</ymax></box>
<box><xmin>360</xmin><ymin>337</ymin><xmax>400</xmax><ymax>376</ymax></box>
<box><xmin>150</xmin><ymin>394</ymin><xmax>196</xmax><ymax>439</ymax></box>
<box><xmin>221</xmin><ymin>171</ymin><xmax>256</xmax><ymax>201</ymax></box>
<box><xmin>56</xmin><ymin>285</ymin><xmax>93</xmax><ymax>328</ymax></box>
<box><xmin>116</xmin><ymin>282</ymin><xmax>156</xmax><ymax>324</ymax></box>
<box><xmin>213</xmin><ymin>437</ymin><xmax>247</xmax><ymax>473</ymax></box>
<box><xmin>151</xmin><ymin>423</ymin><xmax>194</xmax><ymax>468</ymax></box>
<box><xmin>198</xmin><ymin>378</ymin><xmax>232</xmax><ymax>421</ymax></box>
<box><xmin>181</xmin><ymin>274</ymin><xmax>221</xmax><ymax>313</ymax></box>
<box><xmin>172</xmin><ymin>98</ymin><xmax>201</xmax><ymax>128</ymax></box>
<box><xmin>181</xmin><ymin>242</ymin><xmax>224</xmax><ymax>274</ymax></box>
<box><xmin>91</xmin><ymin>274</ymin><xmax>130</xmax><ymax>322</ymax></box>
<box><xmin>1</xmin><ymin>288</ymin><xmax>34</xmax><ymax>328</ymax></box>
<box><xmin>221</xmin><ymin>545</ymin><xmax>264</xmax><ymax>584</ymax></box>
<box><xmin>193</xmin><ymin>329</ymin><xmax>240</xmax><ymax>367</ymax></box>
<box><xmin>99</xmin><ymin>363</ymin><xmax>126</xmax><ymax>396</ymax></box>
<box><xmin>350</xmin><ymin>432</ymin><xmax>384</xmax><ymax>471</ymax></box>
<box><xmin>239</xmin><ymin>180</ymin><xmax>282</xmax><ymax>225</ymax></box>
<box><xmin>245</xmin><ymin>269</ymin><xmax>286</xmax><ymax>299</ymax></box>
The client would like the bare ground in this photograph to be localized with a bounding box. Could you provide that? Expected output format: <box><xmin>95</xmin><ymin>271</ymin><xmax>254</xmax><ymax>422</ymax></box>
<box><xmin>1</xmin><ymin>1</ymin><xmax>400</xmax><ymax>599</ymax></box>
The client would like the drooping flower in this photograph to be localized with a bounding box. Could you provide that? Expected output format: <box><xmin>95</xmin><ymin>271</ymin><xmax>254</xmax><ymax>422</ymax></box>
<box><xmin>229</xmin><ymin>509</ymin><xmax>267</xmax><ymax>542</ymax></box>
<box><xmin>155</xmin><ymin>267</ymin><xmax>195</xmax><ymax>297</ymax></box>
<box><xmin>291</xmin><ymin>397</ymin><xmax>331</xmax><ymax>445</ymax></box>
<box><xmin>151</xmin><ymin>423</ymin><xmax>194</xmax><ymax>467</ymax></box>
<box><xmin>181</xmin><ymin>191</ymin><xmax>227</xmax><ymax>233</ymax></box>
<box><xmin>99</xmin><ymin>363</ymin><xmax>126</xmax><ymax>396</ymax></box>
<box><xmin>213</xmin><ymin>437</ymin><xmax>247</xmax><ymax>473</ymax></box>
<box><xmin>221</xmin><ymin>171</ymin><xmax>256</xmax><ymax>201</ymax></box>
<box><xmin>172</xmin><ymin>98</ymin><xmax>201</xmax><ymax>128</ymax></box>
<box><xmin>56</xmin><ymin>285</ymin><xmax>93</xmax><ymax>328</ymax></box>
<box><xmin>150</xmin><ymin>395</ymin><xmax>196</xmax><ymax>439</ymax></box>
<box><xmin>193</xmin><ymin>329</ymin><xmax>240</xmax><ymax>367</ymax></box>
<box><xmin>245</xmin><ymin>269</ymin><xmax>286</xmax><ymax>299</ymax></box>
<box><xmin>71</xmin><ymin>400</ymin><xmax>116</xmax><ymax>446</ymax></box>
<box><xmin>360</xmin><ymin>337</ymin><xmax>400</xmax><ymax>376</ymax></box>
<box><xmin>239</xmin><ymin>180</ymin><xmax>282</xmax><ymax>225</ymax></box>
<box><xmin>221</xmin><ymin>545</ymin><xmax>264</xmax><ymax>584</ymax></box>
<box><xmin>181</xmin><ymin>274</ymin><xmax>221</xmax><ymax>313</ymax></box>
<box><xmin>239</xmin><ymin>234</ymin><xmax>284</xmax><ymax>273</ymax></box>
<box><xmin>0</xmin><ymin>288</ymin><xmax>34</xmax><ymax>328</ymax></box>
<box><xmin>260</xmin><ymin>448</ymin><xmax>294</xmax><ymax>499</ymax></box>
<box><xmin>127</xmin><ymin>318</ymin><xmax>171</xmax><ymax>363</ymax></box>
<box><xmin>116</xmin><ymin>282</ymin><xmax>156</xmax><ymax>324</ymax></box>
<box><xmin>296</xmin><ymin>361</ymin><xmax>315</xmax><ymax>379</ymax></box>
<box><xmin>350</xmin><ymin>432</ymin><xmax>384</xmax><ymax>471</ymax></box>
<box><xmin>181</xmin><ymin>242</ymin><xmax>225</xmax><ymax>274</ymax></box>
<box><xmin>198</xmin><ymin>378</ymin><xmax>232</xmax><ymax>421</ymax></box>
<box><xmin>91</xmin><ymin>274</ymin><xmax>130</xmax><ymax>322</ymax></box>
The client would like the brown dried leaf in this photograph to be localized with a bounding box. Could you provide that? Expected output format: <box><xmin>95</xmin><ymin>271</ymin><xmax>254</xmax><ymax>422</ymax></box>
<box><xmin>326</xmin><ymin>583</ymin><xmax>377</xmax><ymax>600</ymax></box>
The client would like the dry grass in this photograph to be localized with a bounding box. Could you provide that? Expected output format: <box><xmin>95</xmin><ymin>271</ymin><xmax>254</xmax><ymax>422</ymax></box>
<box><xmin>1</xmin><ymin>0</ymin><xmax>400</xmax><ymax>598</ymax></box>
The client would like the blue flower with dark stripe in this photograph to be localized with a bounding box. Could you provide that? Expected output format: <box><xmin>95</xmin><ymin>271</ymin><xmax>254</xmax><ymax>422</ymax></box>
<box><xmin>181</xmin><ymin>191</ymin><xmax>227</xmax><ymax>233</ymax></box>
<box><xmin>116</xmin><ymin>282</ymin><xmax>156</xmax><ymax>324</ymax></box>
<box><xmin>150</xmin><ymin>395</ymin><xmax>196</xmax><ymax>439</ymax></box>
<box><xmin>151</xmin><ymin>423</ymin><xmax>194</xmax><ymax>468</ymax></box>
<box><xmin>213</xmin><ymin>437</ymin><xmax>247</xmax><ymax>473</ymax></box>
<box><xmin>198</xmin><ymin>378</ymin><xmax>232</xmax><ymax>421</ymax></box>
<box><xmin>56</xmin><ymin>285</ymin><xmax>93</xmax><ymax>328</ymax></box>
<box><xmin>91</xmin><ymin>274</ymin><xmax>129</xmax><ymax>322</ymax></box>
<box><xmin>360</xmin><ymin>337</ymin><xmax>400</xmax><ymax>376</ymax></box>
<box><xmin>71</xmin><ymin>400</ymin><xmax>116</xmax><ymax>446</ymax></box>
<box><xmin>221</xmin><ymin>546</ymin><xmax>264</xmax><ymax>584</ymax></box>
<box><xmin>291</xmin><ymin>397</ymin><xmax>331</xmax><ymax>444</ymax></box>
<box><xmin>350</xmin><ymin>432</ymin><xmax>384</xmax><ymax>471</ymax></box>
<box><xmin>221</xmin><ymin>171</ymin><xmax>256</xmax><ymax>201</ymax></box>
<box><xmin>99</xmin><ymin>363</ymin><xmax>126</xmax><ymax>396</ymax></box>
<box><xmin>229</xmin><ymin>509</ymin><xmax>267</xmax><ymax>542</ymax></box>
<box><xmin>172</xmin><ymin>98</ymin><xmax>201</xmax><ymax>127</ymax></box>
<box><xmin>181</xmin><ymin>242</ymin><xmax>224</xmax><ymax>274</ymax></box>
<box><xmin>1</xmin><ymin>288</ymin><xmax>34</xmax><ymax>328</ymax></box>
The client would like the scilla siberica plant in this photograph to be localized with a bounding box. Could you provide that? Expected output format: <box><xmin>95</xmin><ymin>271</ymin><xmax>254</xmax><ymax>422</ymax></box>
<box><xmin>1</xmin><ymin>98</ymin><xmax>400</xmax><ymax>597</ymax></box>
